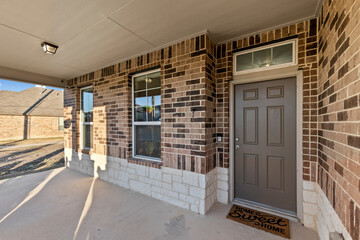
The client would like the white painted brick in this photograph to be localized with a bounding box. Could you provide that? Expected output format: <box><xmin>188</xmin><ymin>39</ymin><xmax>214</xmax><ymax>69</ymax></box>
<box><xmin>128</xmin><ymin>173</ymin><xmax>139</xmax><ymax>181</ymax></box>
<box><xmin>217</xmin><ymin>167</ymin><xmax>228</xmax><ymax>175</ymax></box>
<box><xmin>125</xmin><ymin>167</ymin><xmax>136</xmax><ymax>175</ymax></box>
<box><xmin>119</xmin><ymin>158</ymin><xmax>128</xmax><ymax>167</ymax></box>
<box><xmin>217</xmin><ymin>189</ymin><xmax>228</xmax><ymax>204</ymax></box>
<box><xmin>303</xmin><ymin>202</ymin><xmax>317</xmax><ymax>215</ymax></box>
<box><xmin>108</xmin><ymin>160</ymin><xmax>119</xmax><ymax>170</ymax></box>
<box><xmin>162</xmin><ymin>167</ymin><xmax>182</xmax><ymax>176</ymax></box>
<box><xmin>108</xmin><ymin>168</ymin><xmax>118</xmax><ymax>178</ymax></box>
<box><xmin>134</xmin><ymin>164</ymin><xmax>148</xmax><ymax>177</ymax></box>
<box><xmin>118</xmin><ymin>172</ymin><xmax>129</xmax><ymax>183</ymax></box>
<box><xmin>303</xmin><ymin>181</ymin><xmax>316</xmax><ymax>191</ymax></box>
<box><xmin>205</xmin><ymin>194</ymin><xmax>216</xmax><ymax>212</ymax></box>
<box><xmin>183</xmin><ymin>171</ymin><xmax>199</xmax><ymax>186</ymax></box>
<box><xmin>179</xmin><ymin>193</ymin><xmax>199</xmax><ymax>205</ymax></box>
<box><xmin>199</xmin><ymin>200</ymin><xmax>205</xmax><ymax>214</ymax></box>
<box><xmin>138</xmin><ymin>176</ymin><xmax>150</xmax><ymax>183</ymax></box>
<box><xmin>152</xmin><ymin>186</ymin><xmax>179</xmax><ymax>199</ymax></box>
<box><xmin>217</xmin><ymin>174</ymin><xmax>228</xmax><ymax>181</ymax></box>
<box><xmin>199</xmin><ymin>175</ymin><xmax>206</xmax><ymax>188</ymax></box>
<box><xmin>304</xmin><ymin>214</ymin><xmax>316</xmax><ymax>229</ymax></box>
<box><xmin>148</xmin><ymin>178</ymin><xmax>162</xmax><ymax>188</ymax></box>
<box><xmin>189</xmin><ymin>186</ymin><xmax>206</xmax><ymax>198</ymax></box>
<box><xmin>161</xmin><ymin>182</ymin><xmax>172</xmax><ymax>191</ymax></box>
<box><xmin>162</xmin><ymin>173</ymin><xmax>172</xmax><ymax>184</ymax></box>
<box><xmin>129</xmin><ymin>180</ymin><xmax>151</xmax><ymax>196</ymax></box>
<box><xmin>150</xmin><ymin>168</ymin><xmax>162</xmax><ymax>181</ymax></box>
<box><xmin>206</xmin><ymin>182</ymin><xmax>217</xmax><ymax>197</ymax></box>
<box><xmin>303</xmin><ymin>190</ymin><xmax>317</xmax><ymax>204</ymax></box>
<box><xmin>172</xmin><ymin>175</ymin><xmax>183</xmax><ymax>183</ymax></box>
<box><xmin>217</xmin><ymin>180</ymin><xmax>228</xmax><ymax>191</ymax></box>
<box><xmin>205</xmin><ymin>170</ymin><xmax>217</xmax><ymax>185</ymax></box>
<box><xmin>190</xmin><ymin>204</ymin><xmax>198</xmax><ymax>213</ymax></box>
<box><xmin>173</xmin><ymin>182</ymin><xmax>188</xmax><ymax>194</ymax></box>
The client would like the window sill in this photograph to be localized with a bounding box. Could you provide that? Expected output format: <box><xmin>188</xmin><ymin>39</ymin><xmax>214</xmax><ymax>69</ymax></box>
<box><xmin>77</xmin><ymin>148</ymin><xmax>93</xmax><ymax>155</ymax></box>
<box><xmin>129</xmin><ymin>157</ymin><xmax>161</xmax><ymax>169</ymax></box>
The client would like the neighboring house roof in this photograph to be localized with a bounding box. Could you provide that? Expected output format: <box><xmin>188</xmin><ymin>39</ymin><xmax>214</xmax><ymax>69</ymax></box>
<box><xmin>0</xmin><ymin>87</ymin><xmax>64</xmax><ymax>117</ymax></box>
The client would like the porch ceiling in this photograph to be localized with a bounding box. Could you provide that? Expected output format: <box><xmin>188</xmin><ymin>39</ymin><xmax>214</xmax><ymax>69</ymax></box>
<box><xmin>0</xmin><ymin>0</ymin><xmax>322</xmax><ymax>87</ymax></box>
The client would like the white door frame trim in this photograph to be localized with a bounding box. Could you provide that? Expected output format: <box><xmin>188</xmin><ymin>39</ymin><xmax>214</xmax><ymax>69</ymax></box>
<box><xmin>229</xmin><ymin>66</ymin><xmax>304</xmax><ymax>220</ymax></box>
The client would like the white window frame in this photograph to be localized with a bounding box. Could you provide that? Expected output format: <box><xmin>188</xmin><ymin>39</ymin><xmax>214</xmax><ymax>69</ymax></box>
<box><xmin>233</xmin><ymin>39</ymin><xmax>298</xmax><ymax>75</ymax></box>
<box><xmin>80</xmin><ymin>86</ymin><xmax>93</xmax><ymax>150</ymax></box>
<box><xmin>58</xmin><ymin>116</ymin><xmax>64</xmax><ymax>131</ymax></box>
<box><xmin>132</xmin><ymin>68</ymin><xmax>161</xmax><ymax>162</ymax></box>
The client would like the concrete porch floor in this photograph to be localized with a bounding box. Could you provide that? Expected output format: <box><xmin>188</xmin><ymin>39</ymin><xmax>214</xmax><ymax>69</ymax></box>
<box><xmin>0</xmin><ymin>168</ymin><xmax>319</xmax><ymax>240</ymax></box>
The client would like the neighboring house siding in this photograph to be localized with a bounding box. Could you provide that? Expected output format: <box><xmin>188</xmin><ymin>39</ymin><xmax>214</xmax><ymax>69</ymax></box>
<box><xmin>27</xmin><ymin>116</ymin><xmax>63</xmax><ymax>139</ymax></box>
<box><xmin>0</xmin><ymin>115</ymin><xmax>63</xmax><ymax>141</ymax></box>
<box><xmin>0</xmin><ymin>115</ymin><xmax>26</xmax><ymax>141</ymax></box>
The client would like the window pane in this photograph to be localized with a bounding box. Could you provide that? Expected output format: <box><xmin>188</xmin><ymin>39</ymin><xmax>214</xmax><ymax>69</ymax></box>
<box><xmin>83</xmin><ymin>124</ymin><xmax>93</xmax><ymax>149</ymax></box>
<box><xmin>134</xmin><ymin>75</ymin><xmax>146</xmax><ymax>91</ymax></box>
<box><xmin>147</xmin><ymin>88</ymin><xmax>161</xmax><ymax>121</ymax></box>
<box><xmin>146</xmin><ymin>71</ymin><xmax>161</xmax><ymax>89</ymax></box>
<box><xmin>272</xmin><ymin>43</ymin><xmax>293</xmax><ymax>65</ymax></box>
<box><xmin>134</xmin><ymin>91</ymin><xmax>147</xmax><ymax>121</ymax></box>
<box><xmin>135</xmin><ymin>125</ymin><xmax>161</xmax><ymax>159</ymax></box>
<box><xmin>253</xmin><ymin>48</ymin><xmax>271</xmax><ymax>68</ymax></box>
<box><xmin>58</xmin><ymin>117</ymin><xmax>64</xmax><ymax>131</ymax></box>
<box><xmin>236</xmin><ymin>53</ymin><xmax>252</xmax><ymax>71</ymax></box>
<box><xmin>81</xmin><ymin>88</ymin><xmax>93</xmax><ymax>122</ymax></box>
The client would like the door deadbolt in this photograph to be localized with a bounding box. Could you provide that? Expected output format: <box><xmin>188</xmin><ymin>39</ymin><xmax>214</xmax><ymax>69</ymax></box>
<box><xmin>235</xmin><ymin>137</ymin><xmax>239</xmax><ymax>141</ymax></box>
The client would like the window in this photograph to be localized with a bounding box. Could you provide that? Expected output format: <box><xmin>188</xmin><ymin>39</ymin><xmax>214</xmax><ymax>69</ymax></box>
<box><xmin>80</xmin><ymin>86</ymin><xmax>93</xmax><ymax>149</ymax></box>
<box><xmin>132</xmin><ymin>70</ymin><xmax>161</xmax><ymax>161</ymax></box>
<box><xmin>234</xmin><ymin>39</ymin><xmax>297</xmax><ymax>74</ymax></box>
<box><xmin>58</xmin><ymin>117</ymin><xmax>64</xmax><ymax>131</ymax></box>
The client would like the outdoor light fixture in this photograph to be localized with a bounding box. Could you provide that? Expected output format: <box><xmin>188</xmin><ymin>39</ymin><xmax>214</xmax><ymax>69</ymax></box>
<box><xmin>41</xmin><ymin>42</ymin><xmax>58</xmax><ymax>55</ymax></box>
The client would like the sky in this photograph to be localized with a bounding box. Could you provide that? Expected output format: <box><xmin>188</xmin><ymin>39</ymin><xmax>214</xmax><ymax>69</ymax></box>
<box><xmin>0</xmin><ymin>79</ymin><xmax>63</xmax><ymax>92</ymax></box>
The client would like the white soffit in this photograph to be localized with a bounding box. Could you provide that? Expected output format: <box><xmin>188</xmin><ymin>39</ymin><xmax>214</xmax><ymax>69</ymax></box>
<box><xmin>0</xmin><ymin>0</ymin><xmax>322</xmax><ymax>86</ymax></box>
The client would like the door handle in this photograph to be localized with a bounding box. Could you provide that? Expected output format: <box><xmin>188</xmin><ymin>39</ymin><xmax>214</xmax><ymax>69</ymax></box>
<box><xmin>235</xmin><ymin>145</ymin><xmax>240</xmax><ymax>150</ymax></box>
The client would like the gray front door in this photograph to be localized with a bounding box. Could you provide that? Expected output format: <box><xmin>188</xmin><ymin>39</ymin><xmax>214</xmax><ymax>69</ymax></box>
<box><xmin>234</xmin><ymin>77</ymin><xmax>297</xmax><ymax>214</ymax></box>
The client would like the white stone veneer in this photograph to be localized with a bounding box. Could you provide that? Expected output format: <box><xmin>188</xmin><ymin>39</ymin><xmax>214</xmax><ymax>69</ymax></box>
<box><xmin>65</xmin><ymin>148</ymin><xmax>351</xmax><ymax>239</ymax></box>
<box><xmin>65</xmin><ymin>148</ymin><xmax>229</xmax><ymax>214</ymax></box>
<box><xmin>303</xmin><ymin>181</ymin><xmax>351</xmax><ymax>240</ymax></box>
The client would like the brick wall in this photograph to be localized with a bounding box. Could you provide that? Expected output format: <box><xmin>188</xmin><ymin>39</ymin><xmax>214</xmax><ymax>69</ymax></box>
<box><xmin>65</xmin><ymin>35</ymin><xmax>218</xmax><ymax>174</ymax></box>
<box><xmin>63</xmin><ymin>2</ymin><xmax>359</xmax><ymax>235</ymax></box>
<box><xmin>317</xmin><ymin>0</ymin><xmax>360</xmax><ymax>239</ymax></box>
<box><xmin>0</xmin><ymin>115</ymin><xmax>25</xmax><ymax>140</ymax></box>
<box><xmin>0</xmin><ymin>115</ymin><xmax>63</xmax><ymax>140</ymax></box>
<box><xmin>215</xmin><ymin>19</ymin><xmax>319</xmax><ymax>181</ymax></box>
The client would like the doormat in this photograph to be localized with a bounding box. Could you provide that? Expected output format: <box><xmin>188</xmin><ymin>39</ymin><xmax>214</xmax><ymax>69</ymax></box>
<box><xmin>226</xmin><ymin>204</ymin><xmax>290</xmax><ymax>239</ymax></box>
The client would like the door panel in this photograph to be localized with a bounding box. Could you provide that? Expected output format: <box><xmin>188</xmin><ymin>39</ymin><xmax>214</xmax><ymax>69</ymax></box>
<box><xmin>243</xmin><ymin>107</ymin><xmax>258</xmax><ymax>144</ymax></box>
<box><xmin>234</xmin><ymin>77</ymin><xmax>296</xmax><ymax>214</ymax></box>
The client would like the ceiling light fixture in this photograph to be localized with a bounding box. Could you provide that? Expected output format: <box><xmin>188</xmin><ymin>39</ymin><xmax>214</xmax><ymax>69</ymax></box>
<box><xmin>41</xmin><ymin>42</ymin><xmax>58</xmax><ymax>55</ymax></box>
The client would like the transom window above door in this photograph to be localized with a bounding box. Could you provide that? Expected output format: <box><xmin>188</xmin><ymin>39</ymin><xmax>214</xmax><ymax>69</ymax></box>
<box><xmin>233</xmin><ymin>39</ymin><xmax>297</xmax><ymax>75</ymax></box>
<box><xmin>132</xmin><ymin>70</ymin><xmax>161</xmax><ymax>161</ymax></box>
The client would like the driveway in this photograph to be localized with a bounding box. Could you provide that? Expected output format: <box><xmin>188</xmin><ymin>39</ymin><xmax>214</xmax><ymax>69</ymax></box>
<box><xmin>0</xmin><ymin>168</ymin><xmax>319</xmax><ymax>240</ymax></box>
<box><xmin>0</xmin><ymin>138</ymin><xmax>64</xmax><ymax>179</ymax></box>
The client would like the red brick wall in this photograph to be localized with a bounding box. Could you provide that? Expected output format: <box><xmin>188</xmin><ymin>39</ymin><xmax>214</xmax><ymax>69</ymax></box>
<box><xmin>63</xmin><ymin>4</ymin><xmax>359</xmax><ymax>236</ymax></box>
<box><xmin>318</xmin><ymin>0</ymin><xmax>360</xmax><ymax>239</ymax></box>
<box><xmin>0</xmin><ymin>115</ymin><xmax>63</xmax><ymax>141</ymax></box>
<box><xmin>65</xmin><ymin>35</ymin><xmax>218</xmax><ymax>174</ymax></box>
